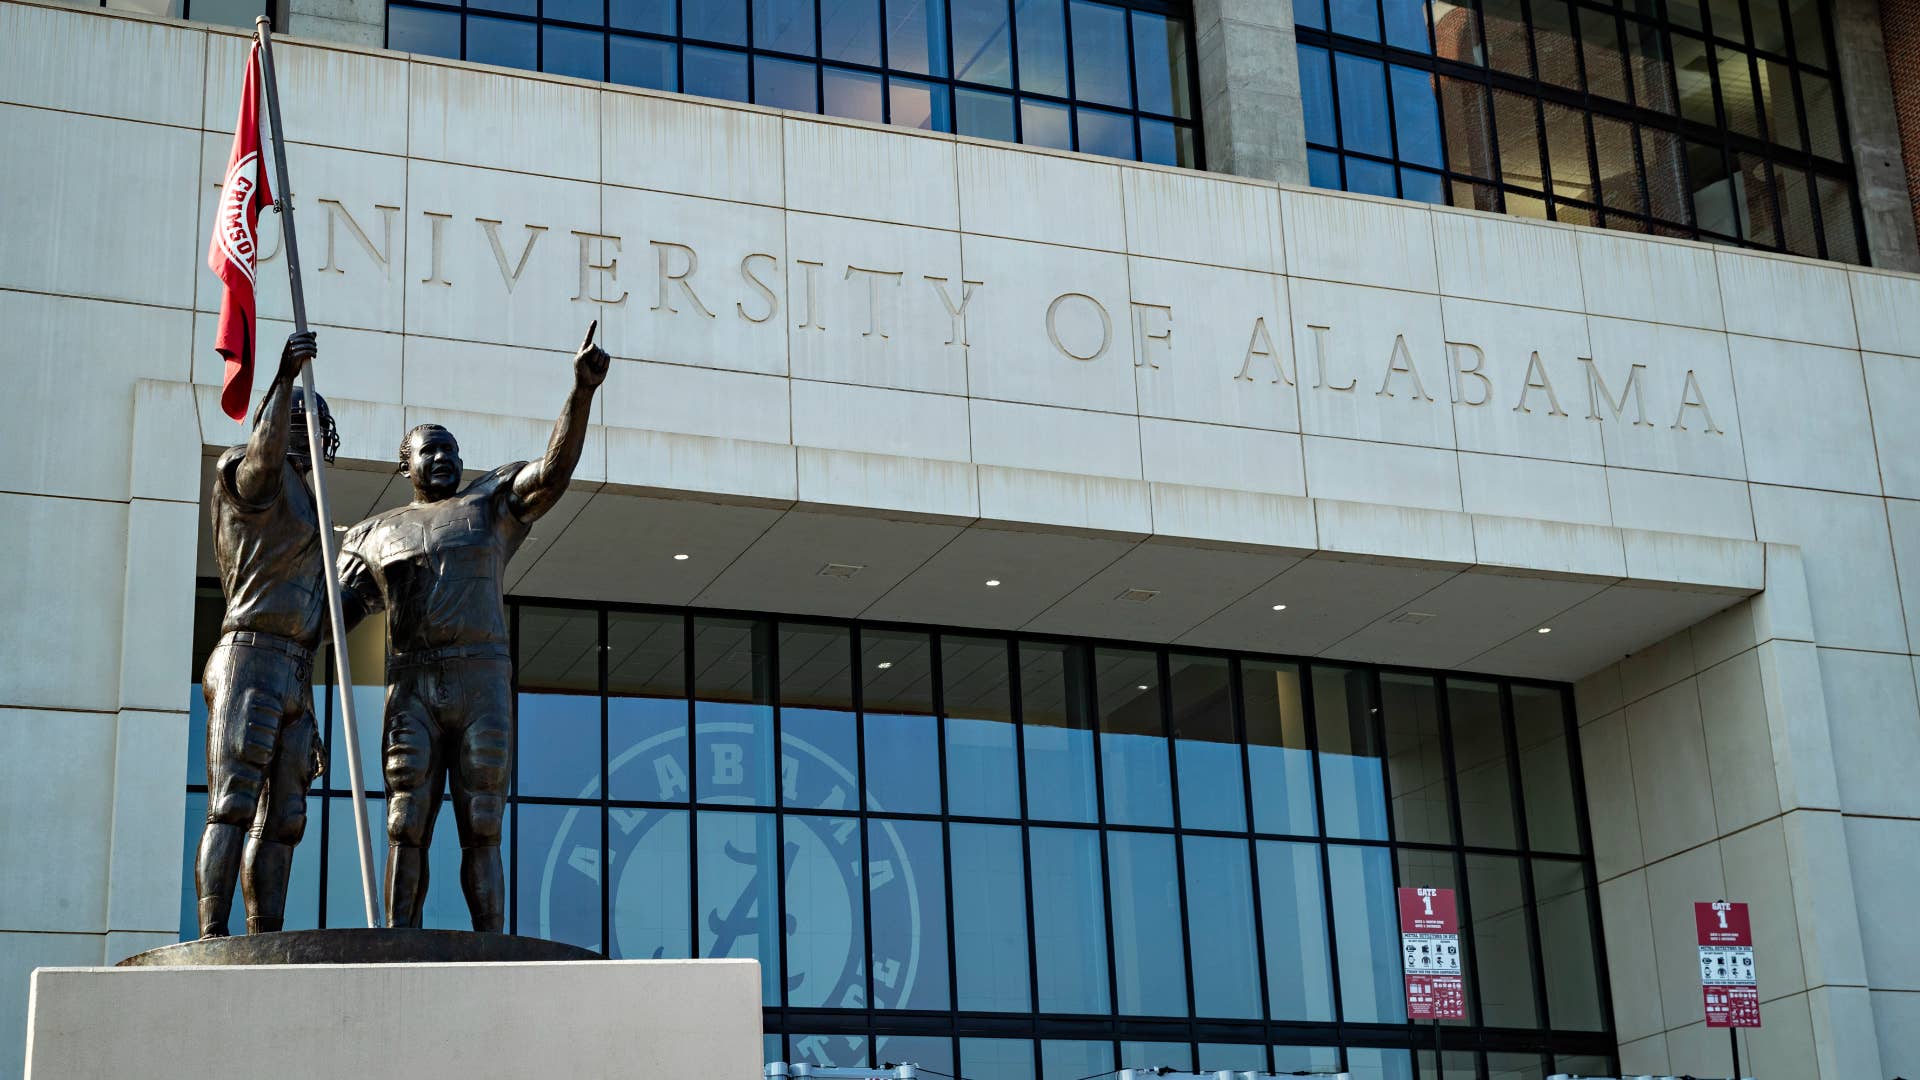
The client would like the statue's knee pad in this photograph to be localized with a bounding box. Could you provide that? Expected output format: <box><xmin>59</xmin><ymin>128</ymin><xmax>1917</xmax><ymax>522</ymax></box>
<box><xmin>258</xmin><ymin>800</ymin><xmax>307</xmax><ymax>845</ymax></box>
<box><xmin>463</xmin><ymin>794</ymin><xmax>505</xmax><ymax>845</ymax></box>
<box><xmin>205</xmin><ymin>784</ymin><xmax>262</xmax><ymax>829</ymax></box>
<box><xmin>383</xmin><ymin>716</ymin><xmax>432</xmax><ymax>791</ymax></box>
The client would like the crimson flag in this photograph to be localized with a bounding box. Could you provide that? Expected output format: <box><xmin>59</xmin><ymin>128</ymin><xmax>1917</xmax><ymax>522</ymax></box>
<box><xmin>207</xmin><ymin>41</ymin><xmax>275</xmax><ymax>422</ymax></box>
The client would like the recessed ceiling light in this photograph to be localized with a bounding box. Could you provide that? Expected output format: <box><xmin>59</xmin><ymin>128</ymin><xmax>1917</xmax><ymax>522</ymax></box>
<box><xmin>1135</xmin><ymin>683</ymin><xmax>1150</xmax><ymax>691</ymax></box>
<box><xmin>1271</xmin><ymin>603</ymin><xmax>1288</xmax><ymax>611</ymax></box>
<box><xmin>1537</xmin><ymin>626</ymin><xmax>1553</xmax><ymax>634</ymax></box>
<box><xmin>876</xmin><ymin>661</ymin><xmax>893</xmax><ymax>670</ymax></box>
<box><xmin>672</xmin><ymin>553</ymin><xmax>690</xmax><ymax>561</ymax></box>
<box><xmin>985</xmin><ymin>579</ymin><xmax>1001</xmax><ymax>587</ymax></box>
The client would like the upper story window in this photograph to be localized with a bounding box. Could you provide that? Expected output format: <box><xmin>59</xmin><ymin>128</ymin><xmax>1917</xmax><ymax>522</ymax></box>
<box><xmin>387</xmin><ymin>0</ymin><xmax>1202</xmax><ymax>167</ymax></box>
<box><xmin>1296</xmin><ymin>0</ymin><xmax>1864</xmax><ymax>263</ymax></box>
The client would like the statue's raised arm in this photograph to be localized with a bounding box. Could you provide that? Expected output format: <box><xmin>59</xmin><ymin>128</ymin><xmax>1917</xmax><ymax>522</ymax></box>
<box><xmin>508</xmin><ymin>320</ymin><xmax>610</xmax><ymax>524</ymax></box>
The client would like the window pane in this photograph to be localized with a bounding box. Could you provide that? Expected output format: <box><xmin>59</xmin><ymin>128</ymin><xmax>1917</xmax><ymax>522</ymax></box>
<box><xmin>1198</xmin><ymin>1044</ymin><xmax>1263</xmax><ymax>1070</ymax></box>
<box><xmin>1020</xmin><ymin>642</ymin><xmax>1097</xmax><ymax>822</ymax></box>
<box><xmin>1330</xmin><ymin>0</ymin><xmax>1381</xmax><ymax>41</ymax></box>
<box><xmin>684</xmin><ymin>44</ymin><xmax>750</xmax><ymax>101</ymax></box>
<box><xmin>1327</xmin><ymin>843</ymin><xmax>1405</xmax><ymax>1022</ymax></box>
<box><xmin>891</xmin><ymin>0</ymin><xmax>950</xmax><ymax>76</ymax></box>
<box><xmin>609</xmin><ymin>0</ymin><xmax>671</xmax><ymax>32</ymax></box>
<box><xmin>943</xmin><ymin>636</ymin><xmax>1018</xmax><ymax>818</ymax></box>
<box><xmin>1042</xmin><ymin>1040</ymin><xmax>1113</xmax><ymax>1080</ymax></box>
<box><xmin>1299</xmin><ymin>45</ymin><xmax>1336</xmax><ymax>147</ymax></box>
<box><xmin>1131</xmin><ymin>11</ymin><xmax>1190</xmax><ymax>117</ymax></box>
<box><xmin>517</xmin><ymin>606</ymin><xmax>600</xmax><ymax>799</ymax></box>
<box><xmin>1021</xmin><ymin>98</ymin><xmax>1073</xmax><ymax>149</ymax></box>
<box><xmin>1439</xmin><ymin>76</ymin><xmax>1493</xmax><ymax>178</ymax></box>
<box><xmin>1345</xmin><ymin>154</ymin><xmax>1397</xmax><ymax>196</ymax></box>
<box><xmin>1244</xmin><ymin>660</ymin><xmax>1316</xmax><ymax>835</ymax></box>
<box><xmin>862</xmin><ymin>629</ymin><xmax>939</xmax><ymax>814</ymax></box>
<box><xmin>1467</xmin><ymin>852</ymin><xmax>1538</xmax><ymax>1026</ymax></box>
<box><xmin>1308</xmin><ymin>147</ymin><xmax>1341</xmax><ymax>188</ymax></box>
<box><xmin>1719</xmin><ymin>51</ymin><xmax>1762</xmax><ymax>137</ymax></box>
<box><xmin>780</xmin><ymin>623</ymin><xmax>856</xmax><ymax>809</ymax></box>
<box><xmin>1258</xmin><ymin>839</ymin><xmax>1336</xmax><ymax>1020</ymax></box>
<box><xmin>1294</xmin><ymin>0</ymin><xmax>1326</xmax><ymax>32</ymax></box>
<box><xmin>1642</xmin><ymin>126</ymin><xmax>1690</xmax><ymax>223</ymax></box>
<box><xmin>878</xmin><ymin>1037</ymin><xmax>954</xmax><ymax>1077</ymax></box>
<box><xmin>469</xmin><ymin>0</ymin><xmax>533</xmax><ymax>18</ymax></box>
<box><xmin>869</xmin><ymin>817</ymin><xmax>950</xmax><ymax>1009</ymax></box>
<box><xmin>610</xmin><ymin>34</ymin><xmax>677</xmax><ymax>90</ymax></box>
<box><xmin>1030</xmin><ymin>827</ymin><xmax>1110</xmax><ymax>1013</ymax></box>
<box><xmin>1487</xmin><ymin>1053</ymin><xmax>1547</xmax><ymax>1080</ymax></box>
<box><xmin>1397</xmin><ymin>847</ymin><xmax>1472</xmax><ymax>1024</ymax></box>
<box><xmin>955</xmin><ymin>0</ymin><xmax>1015</xmax><ymax>86</ymax></box>
<box><xmin>1788</xmin><ymin>0</ymin><xmax>1827</xmax><ymax>64</ymax></box>
<box><xmin>795</xmin><ymin>1034</ymin><xmax>869</xmax><ymax>1067</ymax></box>
<box><xmin>1431</xmin><ymin>0</ymin><xmax>1481</xmax><ymax>64</ymax></box>
<box><xmin>824</xmin><ymin>65</ymin><xmax>885</xmax><ymax>122</ymax></box>
<box><xmin>1120</xmin><ymin>1042</ymin><xmax>1190</xmax><ymax>1071</ymax></box>
<box><xmin>1417</xmin><ymin>1049</ymin><xmax>1480</xmax><ymax>1079</ymax></box>
<box><xmin>1107</xmin><ymin>831</ymin><xmax>1186</xmax><ymax>1015</ymax></box>
<box><xmin>1532</xmin><ymin>0</ymin><xmax>1579</xmax><ymax>89</ymax></box>
<box><xmin>1069</xmin><ymin>0</ymin><xmax>1130</xmax><ymax>106</ymax></box>
<box><xmin>1184</xmin><ymin>836</ymin><xmax>1261</xmax><ymax>1018</ymax></box>
<box><xmin>544</xmin><ymin>0</ymin><xmax>597</xmax><ymax>25</ymax></box>
<box><xmin>1138</xmin><ymin>118</ymin><xmax>1195</xmax><ymax>167</ymax></box>
<box><xmin>1313</xmin><ymin>666</ymin><xmax>1387</xmax><ymax>840</ymax></box>
<box><xmin>1513</xmin><ymin>685</ymin><xmax>1579</xmax><ymax>853</ymax></box>
<box><xmin>953</xmin><ymin>87</ymin><xmax>1014</xmax><ymax>143</ymax></box>
<box><xmin>786</xmin><ymin>806</ymin><xmax>862</xmax><ymax>1007</ymax></box>
<box><xmin>1672</xmin><ymin>33</ymin><xmax>1717</xmax><ymax>126</ymax></box>
<box><xmin>1543</xmin><ymin>101</ymin><xmax>1594</xmax><ymax>202</ymax></box>
<box><xmin>1383</xmin><ymin>0</ymin><xmax>1429</xmax><ymax>52</ymax></box>
<box><xmin>388</xmin><ymin>5</ymin><xmax>461</xmax><ymax>58</ymax></box>
<box><xmin>1016</xmin><ymin>0</ymin><xmax>1069</xmax><ymax>96</ymax></box>
<box><xmin>1335</xmin><ymin>53</ymin><xmax>1392</xmax><ymax>157</ymax></box>
<box><xmin>467</xmin><ymin>14</ymin><xmax>537</xmax><ymax>69</ymax></box>
<box><xmin>694</xmin><ymin>618</ymin><xmax>773</xmax><ymax>804</ymax></box>
<box><xmin>685</xmin><ymin>0</ymin><xmax>747</xmax><ymax>43</ymax></box>
<box><xmin>1818</xmin><ymin>175</ymin><xmax>1860</xmax><ymax>263</ymax></box>
<box><xmin>608</xmin><ymin>808</ymin><xmax>688</xmax><ymax>958</ymax></box>
<box><xmin>1480</xmin><ymin>0</ymin><xmax>1531</xmax><ymax>76</ymax></box>
<box><xmin>1390</xmin><ymin>64</ymin><xmax>1444</xmax><ymax>169</ymax></box>
<box><xmin>1274</xmin><ymin>1046</ymin><xmax>1343</xmax><ymax>1073</ymax></box>
<box><xmin>1449</xmin><ymin>680</ymin><xmax>1517</xmax><ymax>848</ymax></box>
<box><xmin>755</xmin><ymin>55</ymin><xmax>820</xmax><ymax>111</ymax></box>
<box><xmin>952</xmin><ymin>823</ymin><xmax>1031</xmax><ymax>1010</ymax></box>
<box><xmin>1492</xmin><ymin>88</ymin><xmax>1544</xmax><ymax>191</ymax></box>
<box><xmin>1593</xmin><ymin>115</ymin><xmax>1646</xmax><ymax>215</ymax></box>
<box><xmin>1581</xmin><ymin>8</ymin><xmax>1630</xmax><ymax>102</ymax></box>
<box><xmin>1778</xmin><ymin>161</ymin><xmax>1820</xmax><ymax>256</ymax></box>
<box><xmin>1627</xmin><ymin>17</ymin><xmax>1676</xmax><ymax>113</ymax></box>
<box><xmin>608</xmin><ymin>612</ymin><xmax>686</xmax><ymax>802</ymax></box>
<box><xmin>1097</xmin><ymin>649</ymin><xmax>1172</xmax><ymax>827</ymax></box>
<box><xmin>1802</xmin><ymin>71</ymin><xmax>1841</xmax><ymax>159</ymax></box>
<box><xmin>517</xmin><ymin>803</ymin><xmax>601</xmax><ymax>951</ymax></box>
<box><xmin>821</xmin><ymin>0</ymin><xmax>882</xmax><ymax>65</ymax></box>
<box><xmin>1381</xmin><ymin>673</ymin><xmax>1451</xmax><ymax>845</ymax></box>
<box><xmin>1534</xmin><ymin>857</ymin><xmax>1604</xmax><ymax>1029</ymax></box>
<box><xmin>891</xmin><ymin>76</ymin><xmax>953</xmax><ymax>131</ymax></box>
<box><xmin>698</xmin><ymin>810</ymin><xmax>781</xmax><ymax>1003</ymax></box>
<box><xmin>543</xmin><ymin>26</ymin><xmax>605</xmax><ymax>80</ymax></box>
<box><xmin>1169</xmin><ymin>655</ymin><xmax>1244</xmax><ymax>831</ymax></box>
<box><xmin>964</xmin><ymin>1038</ymin><xmax>1037</xmax><ymax>1080</ymax></box>
<box><xmin>754</xmin><ymin>0</ymin><xmax>815</xmax><ymax>53</ymax></box>
<box><xmin>1737</xmin><ymin>151</ymin><xmax>1779</xmax><ymax>245</ymax></box>
<box><xmin>1759</xmin><ymin>59</ymin><xmax>1801</xmax><ymax>149</ymax></box>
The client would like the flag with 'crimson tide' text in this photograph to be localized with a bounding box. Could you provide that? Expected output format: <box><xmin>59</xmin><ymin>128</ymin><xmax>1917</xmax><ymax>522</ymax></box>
<box><xmin>208</xmin><ymin>41</ymin><xmax>274</xmax><ymax>422</ymax></box>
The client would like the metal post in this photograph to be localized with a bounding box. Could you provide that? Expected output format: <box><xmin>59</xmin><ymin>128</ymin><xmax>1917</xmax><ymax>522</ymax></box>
<box><xmin>1729</xmin><ymin>1027</ymin><xmax>1741</xmax><ymax>1079</ymax></box>
<box><xmin>253</xmin><ymin>15</ymin><xmax>381</xmax><ymax>929</ymax></box>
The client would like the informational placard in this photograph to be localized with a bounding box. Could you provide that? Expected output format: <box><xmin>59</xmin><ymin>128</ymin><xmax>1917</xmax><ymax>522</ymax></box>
<box><xmin>1695</xmin><ymin>900</ymin><xmax>1761</xmax><ymax>1028</ymax></box>
<box><xmin>1398</xmin><ymin>886</ymin><xmax>1465</xmax><ymax>1020</ymax></box>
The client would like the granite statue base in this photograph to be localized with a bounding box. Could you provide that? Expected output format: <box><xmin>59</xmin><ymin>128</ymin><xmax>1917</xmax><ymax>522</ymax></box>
<box><xmin>25</xmin><ymin>930</ymin><xmax>763</xmax><ymax>1080</ymax></box>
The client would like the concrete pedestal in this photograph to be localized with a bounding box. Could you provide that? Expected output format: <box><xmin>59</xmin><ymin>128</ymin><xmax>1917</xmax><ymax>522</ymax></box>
<box><xmin>24</xmin><ymin>956</ymin><xmax>762</xmax><ymax>1079</ymax></box>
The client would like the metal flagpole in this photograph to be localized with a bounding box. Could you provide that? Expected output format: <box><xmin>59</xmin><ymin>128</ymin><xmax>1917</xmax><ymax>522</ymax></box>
<box><xmin>253</xmin><ymin>16</ymin><xmax>381</xmax><ymax>928</ymax></box>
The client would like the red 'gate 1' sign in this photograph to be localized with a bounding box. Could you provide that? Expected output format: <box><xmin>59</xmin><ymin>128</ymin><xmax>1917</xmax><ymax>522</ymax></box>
<box><xmin>1695</xmin><ymin>900</ymin><xmax>1761</xmax><ymax>1028</ymax></box>
<box><xmin>1398</xmin><ymin>887</ymin><xmax>1465</xmax><ymax>1020</ymax></box>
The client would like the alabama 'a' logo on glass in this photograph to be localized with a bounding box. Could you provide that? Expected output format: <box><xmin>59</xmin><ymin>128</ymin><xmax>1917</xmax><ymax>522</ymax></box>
<box><xmin>532</xmin><ymin>718</ymin><xmax>926</xmax><ymax>1016</ymax></box>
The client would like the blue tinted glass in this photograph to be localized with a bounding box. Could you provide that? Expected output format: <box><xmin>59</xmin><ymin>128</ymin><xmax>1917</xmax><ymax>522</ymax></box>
<box><xmin>1335</xmin><ymin>53</ymin><xmax>1392</xmax><ymax>156</ymax></box>
<box><xmin>1016</xmin><ymin>0</ymin><xmax>1069</xmax><ymax>96</ymax></box>
<box><xmin>1273</xmin><ymin>1046</ymin><xmax>1343</xmax><ymax>1073</ymax></box>
<box><xmin>1328</xmin><ymin>843</ymin><xmax>1406</xmax><ymax>1022</ymax></box>
<box><xmin>187</xmin><ymin>676</ymin><xmax>210</xmax><ymax>787</ymax></box>
<box><xmin>779</xmin><ymin>623</ymin><xmax>856</xmax><ymax>808</ymax></box>
<box><xmin>1131</xmin><ymin>11</ymin><xmax>1190</xmax><ymax>117</ymax></box>
<box><xmin>784</xmin><ymin>810</ymin><xmax>863</xmax><ymax>1006</ymax></box>
<box><xmin>329</xmin><ymin>677</ymin><xmax>385</xmax><ymax>794</ymax></box>
<box><xmin>1330</xmin><ymin>0</ymin><xmax>1382</xmax><ymax>39</ymax></box>
<box><xmin>685</xmin><ymin>0</ymin><xmax>747</xmax><ymax>43</ymax></box>
<box><xmin>891</xmin><ymin>0</ymin><xmax>950</xmax><ymax>75</ymax></box>
<box><xmin>1170</xmin><ymin>655</ymin><xmax>1244</xmax><ymax>831</ymax></box>
<box><xmin>963</xmin><ymin>1038</ymin><xmax>1037</xmax><ymax>1080</ymax></box>
<box><xmin>1138</xmin><ymin>117</ymin><xmax>1178</xmax><ymax>165</ymax></box>
<box><xmin>693</xmin><ymin>619</ymin><xmax>772</xmax><ymax>804</ymax></box>
<box><xmin>470</xmin><ymin>0</ymin><xmax>534</xmax><ymax>19</ymax></box>
<box><xmin>795</xmin><ymin>1034</ymin><xmax>869</xmax><ymax>1067</ymax></box>
<box><xmin>1345</xmin><ymin>155</ymin><xmax>1397</xmax><ymax>195</ymax></box>
<box><xmin>877</xmin><ymin>1037</ymin><xmax>955</xmax><ymax>1077</ymax></box>
<box><xmin>1242</xmin><ymin>661</ymin><xmax>1316</xmax><ymax>835</ymax></box>
<box><xmin>1293</xmin><ymin>0</ymin><xmax>1326</xmax><ymax>30</ymax></box>
<box><xmin>1042</xmin><ymin>1040</ymin><xmax>1114</xmax><ymax>1080</ymax></box>
<box><xmin>1314</xmin><ymin>665</ymin><xmax>1389</xmax><ymax>839</ymax></box>
<box><xmin>954</xmin><ymin>0</ymin><xmax>1015</xmax><ymax>86</ymax></box>
<box><xmin>951</xmin><ymin>822</ymin><xmax>1031</xmax><ymax>1010</ymax></box>
<box><xmin>1198</xmin><ymin>1045</ymin><xmax>1264</xmax><ymax>1071</ymax></box>
<box><xmin>1020</xmin><ymin>643</ymin><xmax>1096</xmax><ymax>822</ymax></box>
<box><xmin>1391</xmin><ymin>64</ymin><xmax>1445</xmax><ymax>167</ymax></box>
<box><xmin>891</xmin><ymin>76</ymin><xmax>954</xmax><ymax>130</ymax></box>
<box><xmin>698</xmin><ymin>810</ymin><xmax>781</xmax><ymax>1004</ymax></box>
<box><xmin>1383</xmin><ymin>0</ymin><xmax>1430</xmax><ymax>50</ymax></box>
<box><xmin>824</xmin><ymin>65</ymin><xmax>885</xmax><ymax>121</ymax></box>
<box><xmin>1184</xmin><ymin>836</ymin><xmax>1261</xmax><ymax>1018</ymax></box>
<box><xmin>1298</xmin><ymin>45</ymin><xmax>1335</xmax><ymax>146</ymax></box>
<box><xmin>1380</xmin><ymin>673</ymin><xmax>1450</xmax><ymax>844</ymax></box>
<box><xmin>1029</xmin><ymin>827</ymin><xmax>1109</xmax><ymax>1012</ymax></box>
<box><xmin>1021</xmin><ymin>98</ymin><xmax>1073</xmax><ymax>149</ymax></box>
<box><xmin>544</xmin><ymin>0</ymin><xmax>598</xmax><ymax>25</ymax></box>
<box><xmin>821</xmin><ymin>0</ymin><xmax>882</xmax><ymax>64</ymax></box>
<box><xmin>179</xmin><ymin>791</ymin><xmax>205</xmax><ymax>938</ymax></box>
<box><xmin>609</xmin><ymin>0</ymin><xmax>672</xmax><ymax>32</ymax></box>
<box><xmin>864</xmin><ymin>713</ymin><xmax>940</xmax><ymax>814</ymax></box>
<box><xmin>868</xmin><ymin>817</ymin><xmax>951</xmax><ymax>1010</ymax></box>
<box><xmin>755</xmin><ymin>55</ymin><xmax>821</xmax><ymax>111</ymax></box>
<box><xmin>610</xmin><ymin>34</ymin><xmax>677</xmax><ymax>89</ymax></box>
<box><xmin>388</xmin><ymin>5</ymin><xmax>461</xmax><ymax>57</ymax></box>
<box><xmin>517</xmin><ymin>692</ymin><xmax>599</xmax><ymax>797</ymax></box>
<box><xmin>467</xmin><ymin>14</ymin><xmax>538</xmax><ymax>69</ymax></box>
<box><xmin>1076</xmin><ymin>105</ymin><xmax>1135</xmax><ymax>158</ymax></box>
<box><xmin>1400</xmin><ymin>167</ymin><xmax>1446</xmax><ymax>203</ymax></box>
<box><xmin>607</xmin><ymin>808</ymin><xmax>689</xmax><ymax>958</ymax></box>
<box><xmin>754</xmin><ymin>0</ymin><xmax>816</xmax><ymax>52</ymax></box>
<box><xmin>1307</xmin><ymin>148</ymin><xmax>1342</xmax><ymax>188</ymax></box>
<box><xmin>958</xmin><ymin>87</ymin><xmax>1018</xmax><ymax>141</ymax></box>
<box><xmin>943</xmin><ymin>636</ymin><xmax>1019</xmax><ymax>818</ymax></box>
<box><xmin>1097</xmin><ymin>650</ymin><xmax>1171</xmax><ymax>827</ymax></box>
<box><xmin>1070</xmin><ymin>0</ymin><xmax>1130</xmax><ymax>105</ymax></box>
<box><xmin>325</xmin><ymin>795</ymin><xmax>403</xmax><ymax>927</ymax></box>
<box><xmin>1257</xmin><ymin>840</ymin><xmax>1336</xmax><ymax>1020</ymax></box>
<box><xmin>516</xmin><ymin>803</ymin><xmax>601</xmax><ymax>951</ymax></box>
<box><xmin>1120</xmin><ymin>1042</ymin><xmax>1190</xmax><ymax>1071</ymax></box>
<box><xmin>1108</xmin><ymin>831</ymin><xmax>1185</xmax><ymax>1015</ymax></box>
<box><xmin>1347</xmin><ymin>1048</ymin><xmax>1415</xmax><ymax>1080</ymax></box>
<box><xmin>543</xmin><ymin>26</ymin><xmax>605</xmax><ymax>80</ymax></box>
<box><xmin>607</xmin><ymin>693</ymin><xmax>686</xmax><ymax>803</ymax></box>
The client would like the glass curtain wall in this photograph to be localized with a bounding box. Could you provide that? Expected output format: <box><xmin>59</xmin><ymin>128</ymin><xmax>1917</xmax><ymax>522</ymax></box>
<box><xmin>181</xmin><ymin>586</ymin><xmax>1614</xmax><ymax>1078</ymax></box>
<box><xmin>385</xmin><ymin>0</ymin><xmax>1201</xmax><ymax>166</ymax></box>
<box><xmin>1295</xmin><ymin>0</ymin><xmax>1864</xmax><ymax>263</ymax></box>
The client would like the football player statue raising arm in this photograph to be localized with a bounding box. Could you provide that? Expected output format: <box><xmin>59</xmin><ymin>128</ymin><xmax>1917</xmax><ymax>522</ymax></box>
<box><xmin>336</xmin><ymin>323</ymin><xmax>610</xmax><ymax>931</ymax></box>
<box><xmin>197</xmin><ymin>331</ymin><xmax>335</xmax><ymax>938</ymax></box>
